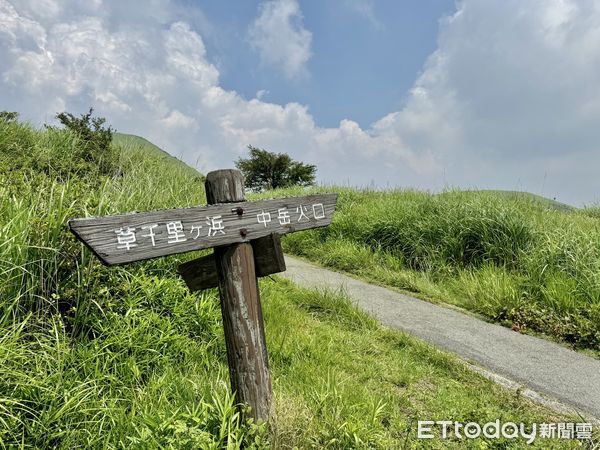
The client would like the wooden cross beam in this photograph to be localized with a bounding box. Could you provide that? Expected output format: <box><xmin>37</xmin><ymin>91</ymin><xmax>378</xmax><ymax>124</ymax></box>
<box><xmin>68</xmin><ymin>169</ymin><xmax>338</xmax><ymax>423</ymax></box>
<box><xmin>177</xmin><ymin>233</ymin><xmax>286</xmax><ymax>292</ymax></box>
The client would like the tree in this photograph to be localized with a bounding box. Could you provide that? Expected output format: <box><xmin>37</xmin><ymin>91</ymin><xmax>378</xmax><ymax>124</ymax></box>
<box><xmin>45</xmin><ymin>108</ymin><xmax>118</xmax><ymax>176</ymax></box>
<box><xmin>53</xmin><ymin>108</ymin><xmax>114</xmax><ymax>156</ymax></box>
<box><xmin>235</xmin><ymin>145</ymin><xmax>316</xmax><ymax>191</ymax></box>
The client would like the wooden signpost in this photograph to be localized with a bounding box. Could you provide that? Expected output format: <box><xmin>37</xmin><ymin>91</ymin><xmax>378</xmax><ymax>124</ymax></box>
<box><xmin>69</xmin><ymin>169</ymin><xmax>337</xmax><ymax>422</ymax></box>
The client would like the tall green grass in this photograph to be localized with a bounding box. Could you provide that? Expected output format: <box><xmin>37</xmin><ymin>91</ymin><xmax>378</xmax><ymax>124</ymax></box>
<box><xmin>269</xmin><ymin>187</ymin><xmax>600</xmax><ymax>351</ymax></box>
<box><xmin>0</xmin><ymin>120</ymin><xmax>257</xmax><ymax>447</ymax></box>
<box><xmin>0</xmin><ymin>119</ymin><xmax>590</xmax><ymax>448</ymax></box>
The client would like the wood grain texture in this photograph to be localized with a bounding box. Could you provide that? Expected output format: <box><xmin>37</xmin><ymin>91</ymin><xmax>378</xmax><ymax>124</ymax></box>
<box><xmin>214</xmin><ymin>243</ymin><xmax>272</xmax><ymax>422</ymax></box>
<box><xmin>251</xmin><ymin>233</ymin><xmax>286</xmax><ymax>277</ymax></box>
<box><xmin>207</xmin><ymin>169</ymin><xmax>273</xmax><ymax>422</ymax></box>
<box><xmin>68</xmin><ymin>193</ymin><xmax>337</xmax><ymax>265</ymax></box>
<box><xmin>177</xmin><ymin>233</ymin><xmax>286</xmax><ymax>292</ymax></box>
<box><xmin>205</xmin><ymin>169</ymin><xmax>245</xmax><ymax>204</ymax></box>
<box><xmin>177</xmin><ymin>254</ymin><xmax>217</xmax><ymax>291</ymax></box>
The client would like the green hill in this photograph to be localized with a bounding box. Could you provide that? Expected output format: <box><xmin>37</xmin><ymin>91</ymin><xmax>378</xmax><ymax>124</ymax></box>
<box><xmin>437</xmin><ymin>189</ymin><xmax>575</xmax><ymax>212</ymax></box>
<box><xmin>0</xmin><ymin>118</ymin><xmax>580</xmax><ymax>448</ymax></box>
<box><xmin>113</xmin><ymin>132</ymin><xmax>203</xmax><ymax>179</ymax></box>
<box><xmin>113</xmin><ymin>132</ymin><xmax>171</xmax><ymax>158</ymax></box>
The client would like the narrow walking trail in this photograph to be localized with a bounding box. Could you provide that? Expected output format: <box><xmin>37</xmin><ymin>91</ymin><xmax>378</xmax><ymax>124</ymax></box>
<box><xmin>280</xmin><ymin>255</ymin><xmax>600</xmax><ymax>420</ymax></box>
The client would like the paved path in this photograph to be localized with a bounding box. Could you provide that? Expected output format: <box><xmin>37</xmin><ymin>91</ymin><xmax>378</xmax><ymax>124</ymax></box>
<box><xmin>280</xmin><ymin>255</ymin><xmax>600</xmax><ymax>419</ymax></box>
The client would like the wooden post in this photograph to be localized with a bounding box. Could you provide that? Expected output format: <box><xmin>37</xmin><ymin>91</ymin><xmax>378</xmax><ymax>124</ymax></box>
<box><xmin>205</xmin><ymin>169</ymin><xmax>273</xmax><ymax>422</ymax></box>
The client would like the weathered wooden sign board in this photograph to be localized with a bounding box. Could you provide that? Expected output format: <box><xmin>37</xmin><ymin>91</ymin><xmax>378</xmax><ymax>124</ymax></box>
<box><xmin>68</xmin><ymin>169</ymin><xmax>338</xmax><ymax>422</ymax></box>
<box><xmin>70</xmin><ymin>194</ymin><xmax>336</xmax><ymax>265</ymax></box>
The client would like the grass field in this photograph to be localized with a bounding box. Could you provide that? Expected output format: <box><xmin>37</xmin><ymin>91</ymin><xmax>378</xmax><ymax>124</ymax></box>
<box><xmin>261</xmin><ymin>185</ymin><xmax>600</xmax><ymax>353</ymax></box>
<box><xmin>0</xmin><ymin>118</ymin><xmax>594</xmax><ymax>448</ymax></box>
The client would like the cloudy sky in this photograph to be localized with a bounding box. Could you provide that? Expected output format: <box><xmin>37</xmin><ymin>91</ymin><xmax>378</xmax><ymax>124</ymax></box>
<box><xmin>2</xmin><ymin>0</ymin><xmax>600</xmax><ymax>205</ymax></box>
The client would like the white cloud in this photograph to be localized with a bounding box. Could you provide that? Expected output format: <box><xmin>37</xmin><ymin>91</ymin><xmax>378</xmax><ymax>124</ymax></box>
<box><xmin>344</xmin><ymin>0</ymin><xmax>383</xmax><ymax>30</ymax></box>
<box><xmin>161</xmin><ymin>110</ymin><xmax>196</xmax><ymax>129</ymax></box>
<box><xmin>0</xmin><ymin>0</ymin><xmax>426</xmax><ymax>185</ymax></box>
<box><xmin>248</xmin><ymin>0</ymin><xmax>312</xmax><ymax>79</ymax></box>
<box><xmin>256</xmin><ymin>89</ymin><xmax>268</xmax><ymax>100</ymax></box>
<box><xmin>373</xmin><ymin>0</ymin><xmax>600</xmax><ymax>203</ymax></box>
<box><xmin>2</xmin><ymin>0</ymin><xmax>600</xmax><ymax>204</ymax></box>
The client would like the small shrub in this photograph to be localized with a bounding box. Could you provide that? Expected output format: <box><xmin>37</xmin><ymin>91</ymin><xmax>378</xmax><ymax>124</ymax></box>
<box><xmin>44</xmin><ymin>108</ymin><xmax>120</xmax><ymax>178</ymax></box>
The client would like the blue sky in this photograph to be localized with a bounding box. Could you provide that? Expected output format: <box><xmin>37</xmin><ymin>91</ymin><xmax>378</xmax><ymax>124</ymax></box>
<box><xmin>2</xmin><ymin>0</ymin><xmax>600</xmax><ymax>205</ymax></box>
<box><xmin>201</xmin><ymin>1</ymin><xmax>455</xmax><ymax>128</ymax></box>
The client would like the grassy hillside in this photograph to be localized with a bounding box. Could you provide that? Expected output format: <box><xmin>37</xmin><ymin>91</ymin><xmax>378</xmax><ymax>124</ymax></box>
<box><xmin>0</xmin><ymin>119</ymin><xmax>590</xmax><ymax>448</ymax></box>
<box><xmin>263</xmin><ymin>186</ymin><xmax>600</xmax><ymax>352</ymax></box>
<box><xmin>113</xmin><ymin>133</ymin><xmax>202</xmax><ymax>180</ymax></box>
<box><xmin>437</xmin><ymin>190</ymin><xmax>575</xmax><ymax>213</ymax></box>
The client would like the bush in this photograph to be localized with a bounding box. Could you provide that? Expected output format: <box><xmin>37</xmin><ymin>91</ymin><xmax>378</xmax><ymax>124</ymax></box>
<box><xmin>44</xmin><ymin>108</ymin><xmax>120</xmax><ymax>178</ymax></box>
<box><xmin>0</xmin><ymin>110</ymin><xmax>19</xmax><ymax>123</ymax></box>
<box><xmin>1</xmin><ymin>109</ymin><xmax>122</xmax><ymax>180</ymax></box>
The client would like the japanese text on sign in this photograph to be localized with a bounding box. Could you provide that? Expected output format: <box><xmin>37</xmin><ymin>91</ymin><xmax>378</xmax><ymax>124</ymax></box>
<box><xmin>69</xmin><ymin>193</ymin><xmax>337</xmax><ymax>265</ymax></box>
<box><xmin>113</xmin><ymin>203</ymin><xmax>326</xmax><ymax>252</ymax></box>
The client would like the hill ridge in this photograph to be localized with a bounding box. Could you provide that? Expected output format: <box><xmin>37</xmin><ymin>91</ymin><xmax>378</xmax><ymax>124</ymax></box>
<box><xmin>113</xmin><ymin>132</ymin><xmax>202</xmax><ymax>178</ymax></box>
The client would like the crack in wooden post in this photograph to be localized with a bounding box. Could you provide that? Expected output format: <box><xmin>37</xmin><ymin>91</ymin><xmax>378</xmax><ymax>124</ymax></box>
<box><xmin>205</xmin><ymin>169</ymin><xmax>273</xmax><ymax>423</ymax></box>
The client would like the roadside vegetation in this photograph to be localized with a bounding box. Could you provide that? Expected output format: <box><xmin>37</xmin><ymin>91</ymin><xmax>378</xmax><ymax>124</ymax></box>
<box><xmin>0</xmin><ymin>115</ymin><xmax>590</xmax><ymax>448</ymax></box>
<box><xmin>235</xmin><ymin>145</ymin><xmax>316</xmax><ymax>191</ymax></box>
<box><xmin>266</xmin><ymin>186</ymin><xmax>600</xmax><ymax>353</ymax></box>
